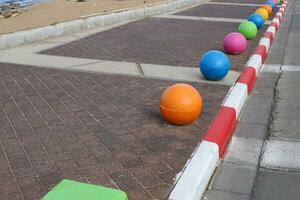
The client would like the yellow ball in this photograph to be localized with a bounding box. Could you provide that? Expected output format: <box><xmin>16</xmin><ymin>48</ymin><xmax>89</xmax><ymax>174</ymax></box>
<box><xmin>261</xmin><ymin>4</ymin><xmax>272</xmax><ymax>15</ymax></box>
<box><xmin>255</xmin><ymin>8</ymin><xmax>269</xmax><ymax>21</ymax></box>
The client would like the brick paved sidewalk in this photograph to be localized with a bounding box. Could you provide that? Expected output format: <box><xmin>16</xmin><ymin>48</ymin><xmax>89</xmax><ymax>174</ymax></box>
<box><xmin>0</xmin><ymin>63</ymin><xmax>228</xmax><ymax>200</ymax></box>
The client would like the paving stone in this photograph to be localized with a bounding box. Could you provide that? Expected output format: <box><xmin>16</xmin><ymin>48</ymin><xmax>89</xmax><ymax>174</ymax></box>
<box><xmin>252</xmin><ymin>169</ymin><xmax>300</xmax><ymax>200</ymax></box>
<box><xmin>205</xmin><ymin>190</ymin><xmax>250</xmax><ymax>200</ymax></box>
<box><xmin>41</xmin><ymin>18</ymin><xmax>265</xmax><ymax>71</ymax></box>
<box><xmin>224</xmin><ymin>136</ymin><xmax>263</xmax><ymax>166</ymax></box>
<box><xmin>211</xmin><ymin>161</ymin><xmax>256</xmax><ymax>195</ymax></box>
<box><xmin>234</xmin><ymin>122</ymin><xmax>267</xmax><ymax>140</ymax></box>
<box><xmin>0</xmin><ymin>62</ymin><xmax>228</xmax><ymax>199</ymax></box>
<box><xmin>271</xmin><ymin>72</ymin><xmax>300</xmax><ymax>140</ymax></box>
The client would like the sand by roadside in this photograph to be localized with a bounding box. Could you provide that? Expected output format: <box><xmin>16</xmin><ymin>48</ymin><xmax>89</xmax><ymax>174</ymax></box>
<box><xmin>0</xmin><ymin>0</ymin><xmax>166</xmax><ymax>35</ymax></box>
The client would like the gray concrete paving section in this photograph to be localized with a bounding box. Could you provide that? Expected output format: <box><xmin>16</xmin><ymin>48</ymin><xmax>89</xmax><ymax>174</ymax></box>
<box><xmin>0</xmin><ymin>62</ymin><xmax>229</xmax><ymax>200</ymax></box>
<box><xmin>282</xmin><ymin>0</ymin><xmax>300</xmax><ymax>66</ymax></box>
<box><xmin>205</xmin><ymin>190</ymin><xmax>250</xmax><ymax>200</ymax></box>
<box><xmin>203</xmin><ymin>70</ymin><xmax>279</xmax><ymax>200</ymax></box>
<box><xmin>250</xmin><ymin>1</ymin><xmax>300</xmax><ymax>200</ymax></box>
<box><xmin>175</xmin><ymin>4</ymin><xmax>259</xmax><ymax>19</ymax></box>
<box><xmin>271</xmin><ymin>72</ymin><xmax>300</xmax><ymax>140</ymax></box>
<box><xmin>41</xmin><ymin>18</ymin><xmax>266</xmax><ymax>71</ymax></box>
<box><xmin>251</xmin><ymin>169</ymin><xmax>300</xmax><ymax>200</ymax></box>
<box><xmin>203</xmin><ymin>1</ymin><xmax>295</xmax><ymax>199</ymax></box>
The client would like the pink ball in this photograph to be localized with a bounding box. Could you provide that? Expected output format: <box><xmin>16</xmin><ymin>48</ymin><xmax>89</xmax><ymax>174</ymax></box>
<box><xmin>223</xmin><ymin>32</ymin><xmax>247</xmax><ymax>55</ymax></box>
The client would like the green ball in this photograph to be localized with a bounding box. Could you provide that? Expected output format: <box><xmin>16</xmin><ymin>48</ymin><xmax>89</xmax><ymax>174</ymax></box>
<box><xmin>238</xmin><ymin>21</ymin><xmax>258</xmax><ymax>40</ymax></box>
<box><xmin>277</xmin><ymin>0</ymin><xmax>282</xmax><ymax>5</ymax></box>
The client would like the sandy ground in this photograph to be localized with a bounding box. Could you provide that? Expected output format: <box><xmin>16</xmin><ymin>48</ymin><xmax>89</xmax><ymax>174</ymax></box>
<box><xmin>0</xmin><ymin>0</ymin><xmax>166</xmax><ymax>35</ymax></box>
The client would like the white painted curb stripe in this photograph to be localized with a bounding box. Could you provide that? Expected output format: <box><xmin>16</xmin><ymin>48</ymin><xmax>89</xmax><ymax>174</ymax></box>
<box><xmin>266</xmin><ymin>26</ymin><xmax>276</xmax><ymax>36</ymax></box>
<box><xmin>276</xmin><ymin>12</ymin><xmax>283</xmax><ymax>19</ymax></box>
<box><xmin>282</xmin><ymin>4</ymin><xmax>287</xmax><ymax>9</ymax></box>
<box><xmin>272</xmin><ymin>18</ymin><xmax>280</xmax><ymax>27</ymax></box>
<box><xmin>247</xmin><ymin>54</ymin><xmax>262</xmax><ymax>74</ymax></box>
<box><xmin>169</xmin><ymin>141</ymin><xmax>219</xmax><ymax>200</ymax></box>
<box><xmin>223</xmin><ymin>83</ymin><xmax>248</xmax><ymax>118</ymax></box>
<box><xmin>259</xmin><ymin>37</ymin><xmax>271</xmax><ymax>51</ymax></box>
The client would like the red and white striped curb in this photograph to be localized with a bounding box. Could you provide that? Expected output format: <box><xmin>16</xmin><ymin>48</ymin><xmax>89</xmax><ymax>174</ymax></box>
<box><xmin>168</xmin><ymin>1</ymin><xmax>289</xmax><ymax>199</ymax></box>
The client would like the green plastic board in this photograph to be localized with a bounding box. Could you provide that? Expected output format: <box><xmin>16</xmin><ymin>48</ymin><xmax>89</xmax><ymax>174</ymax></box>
<box><xmin>42</xmin><ymin>179</ymin><xmax>128</xmax><ymax>200</ymax></box>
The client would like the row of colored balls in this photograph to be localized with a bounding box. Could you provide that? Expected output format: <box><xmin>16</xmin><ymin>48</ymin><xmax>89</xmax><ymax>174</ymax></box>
<box><xmin>160</xmin><ymin>0</ymin><xmax>281</xmax><ymax>125</ymax></box>
<box><xmin>200</xmin><ymin>0</ymin><xmax>281</xmax><ymax>81</ymax></box>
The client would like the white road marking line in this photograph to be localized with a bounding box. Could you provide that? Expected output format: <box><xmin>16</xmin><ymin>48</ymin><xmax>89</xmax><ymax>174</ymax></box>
<box><xmin>0</xmin><ymin>52</ymin><xmax>239</xmax><ymax>85</ymax></box>
<box><xmin>141</xmin><ymin>63</ymin><xmax>240</xmax><ymax>85</ymax></box>
<box><xmin>281</xmin><ymin>65</ymin><xmax>300</xmax><ymax>71</ymax></box>
<box><xmin>261</xmin><ymin>64</ymin><xmax>281</xmax><ymax>73</ymax></box>
<box><xmin>206</xmin><ymin>2</ymin><xmax>262</xmax><ymax>6</ymax></box>
<box><xmin>155</xmin><ymin>15</ymin><xmax>272</xmax><ymax>24</ymax></box>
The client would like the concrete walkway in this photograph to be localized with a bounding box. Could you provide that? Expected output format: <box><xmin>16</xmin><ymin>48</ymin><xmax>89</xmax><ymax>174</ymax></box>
<box><xmin>252</xmin><ymin>0</ymin><xmax>300</xmax><ymax>199</ymax></box>
<box><xmin>203</xmin><ymin>0</ymin><xmax>300</xmax><ymax>199</ymax></box>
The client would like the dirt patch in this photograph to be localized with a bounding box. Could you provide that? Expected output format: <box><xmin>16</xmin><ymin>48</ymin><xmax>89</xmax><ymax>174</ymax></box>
<box><xmin>0</xmin><ymin>0</ymin><xmax>166</xmax><ymax>35</ymax></box>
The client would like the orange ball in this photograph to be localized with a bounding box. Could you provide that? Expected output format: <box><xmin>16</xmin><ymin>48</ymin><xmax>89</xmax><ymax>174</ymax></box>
<box><xmin>260</xmin><ymin>4</ymin><xmax>273</xmax><ymax>14</ymax></box>
<box><xmin>160</xmin><ymin>83</ymin><xmax>202</xmax><ymax>125</ymax></box>
<box><xmin>255</xmin><ymin>8</ymin><xmax>269</xmax><ymax>21</ymax></box>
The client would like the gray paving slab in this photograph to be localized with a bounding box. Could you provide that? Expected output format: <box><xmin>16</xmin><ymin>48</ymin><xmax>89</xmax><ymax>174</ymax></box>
<box><xmin>0</xmin><ymin>62</ymin><xmax>229</xmax><ymax>200</ymax></box>
<box><xmin>223</xmin><ymin>136</ymin><xmax>263</xmax><ymax>166</ymax></box>
<box><xmin>140</xmin><ymin>63</ymin><xmax>240</xmax><ymax>85</ymax></box>
<box><xmin>238</xmin><ymin>72</ymin><xmax>279</xmax><ymax>126</ymax></box>
<box><xmin>271</xmin><ymin>72</ymin><xmax>300</xmax><ymax>140</ymax></box>
<box><xmin>41</xmin><ymin>18</ymin><xmax>267</xmax><ymax>72</ymax></box>
<box><xmin>155</xmin><ymin>14</ymin><xmax>255</xmax><ymax>23</ymax></box>
<box><xmin>279</xmin><ymin>0</ymin><xmax>299</xmax><ymax>68</ymax></box>
<box><xmin>210</xmin><ymin>161</ymin><xmax>257</xmax><ymax>194</ymax></box>
<box><xmin>234</xmin><ymin>122</ymin><xmax>267</xmax><ymax>140</ymax></box>
<box><xmin>175</xmin><ymin>4</ymin><xmax>259</xmax><ymax>19</ymax></box>
<box><xmin>238</xmin><ymin>97</ymin><xmax>272</xmax><ymax>125</ymax></box>
<box><xmin>251</xmin><ymin>169</ymin><xmax>300</xmax><ymax>200</ymax></box>
<box><xmin>265</xmin><ymin>0</ymin><xmax>293</xmax><ymax>65</ymax></box>
<box><xmin>283</xmin><ymin>7</ymin><xmax>300</xmax><ymax>65</ymax></box>
<box><xmin>253</xmin><ymin>73</ymin><xmax>280</xmax><ymax>98</ymax></box>
<box><xmin>205</xmin><ymin>190</ymin><xmax>250</xmax><ymax>200</ymax></box>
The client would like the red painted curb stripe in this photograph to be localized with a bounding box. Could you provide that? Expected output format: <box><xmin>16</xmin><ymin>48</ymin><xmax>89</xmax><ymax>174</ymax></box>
<box><xmin>254</xmin><ymin>45</ymin><xmax>267</xmax><ymax>63</ymax></box>
<box><xmin>195</xmin><ymin>0</ymin><xmax>287</xmax><ymax>166</ymax></box>
<box><xmin>278</xmin><ymin>10</ymin><xmax>284</xmax><ymax>16</ymax></box>
<box><xmin>203</xmin><ymin>107</ymin><xmax>236</xmax><ymax>157</ymax></box>
<box><xmin>271</xmin><ymin>22</ymin><xmax>278</xmax><ymax>31</ymax></box>
<box><xmin>275</xmin><ymin>15</ymin><xmax>282</xmax><ymax>23</ymax></box>
<box><xmin>276</xmin><ymin>12</ymin><xmax>283</xmax><ymax>21</ymax></box>
<box><xmin>264</xmin><ymin>32</ymin><xmax>274</xmax><ymax>42</ymax></box>
<box><xmin>237</xmin><ymin>67</ymin><xmax>256</xmax><ymax>94</ymax></box>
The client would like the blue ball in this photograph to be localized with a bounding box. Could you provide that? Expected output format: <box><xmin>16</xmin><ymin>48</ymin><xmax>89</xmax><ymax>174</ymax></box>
<box><xmin>248</xmin><ymin>13</ymin><xmax>264</xmax><ymax>29</ymax></box>
<box><xmin>265</xmin><ymin>1</ymin><xmax>275</xmax><ymax>11</ymax></box>
<box><xmin>199</xmin><ymin>50</ymin><xmax>230</xmax><ymax>81</ymax></box>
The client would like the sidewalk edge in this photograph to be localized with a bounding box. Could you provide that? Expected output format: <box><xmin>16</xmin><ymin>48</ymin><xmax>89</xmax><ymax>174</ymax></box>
<box><xmin>168</xmin><ymin>1</ymin><xmax>289</xmax><ymax>199</ymax></box>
